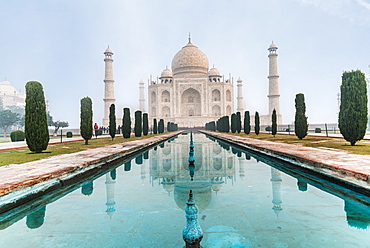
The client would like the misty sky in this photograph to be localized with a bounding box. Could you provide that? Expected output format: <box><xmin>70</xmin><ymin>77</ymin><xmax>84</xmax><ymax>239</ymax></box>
<box><xmin>1</xmin><ymin>0</ymin><xmax>369</xmax><ymax>128</ymax></box>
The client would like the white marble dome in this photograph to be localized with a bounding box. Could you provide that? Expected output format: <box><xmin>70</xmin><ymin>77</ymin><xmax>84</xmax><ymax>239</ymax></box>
<box><xmin>160</xmin><ymin>68</ymin><xmax>173</xmax><ymax>78</ymax></box>
<box><xmin>0</xmin><ymin>81</ymin><xmax>17</xmax><ymax>95</ymax></box>
<box><xmin>208</xmin><ymin>67</ymin><xmax>221</xmax><ymax>77</ymax></box>
<box><xmin>171</xmin><ymin>42</ymin><xmax>209</xmax><ymax>76</ymax></box>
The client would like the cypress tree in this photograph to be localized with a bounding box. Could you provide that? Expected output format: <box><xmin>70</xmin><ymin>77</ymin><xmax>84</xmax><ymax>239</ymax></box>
<box><xmin>231</xmin><ymin>113</ymin><xmax>236</xmax><ymax>133</ymax></box>
<box><xmin>167</xmin><ymin>121</ymin><xmax>171</xmax><ymax>132</ymax></box>
<box><xmin>153</xmin><ymin>118</ymin><xmax>158</xmax><ymax>134</ymax></box>
<box><xmin>143</xmin><ymin>113</ymin><xmax>149</xmax><ymax>136</ymax></box>
<box><xmin>80</xmin><ymin>96</ymin><xmax>93</xmax><ymax>145</ymax></box>
<box><xmin>339</xmin><ymin>70</ymin><xmax>368</xmax><ymax>146</ymax></box>
<box><xmin>244</xmin><ymin>111</ymin><xmax>251</xmax><ymax>134</ymax></box>
<box><xmin>236</xmin><ymin>112</ymin><xmax>241</xmax><ymax>133</ymax></box>
<box><xmin>134</xmin><ymin>110</ymin><xmax>142</xmax><ymax>137</ymax></box>
<box><xmin>25</xmin><ymin>81</ymin><xmax>50</xmax><ymax>152</ymax></box>
<box><xmin>158</xmin><ymin>119</ymin><xmax>164</xmax><ymax>133</ymax></box>
<box><xmin>272</xmin><ymin>108</ymin><xmax>277</xmax><ymax>137</ymax></box>
<box><xmin>255</xmin><ymin>111</ymin><xmax>260</xmax><ymax>135</ymax></box>
<box><xmin>122</xmin><ymin>108</ymin><xmax>131</xmax><ymax>138</ymax></box>
<box><xmin>225</xmin><ymin>116</ymin><xmax>230</xmax><ymax>133</ymax></box>
<box><xmin>109</xmin><ymin>104</ymin><xmax>116</xmax><ymax>140</ymax></box>
<box><xmin>294</xmin><ymin>93</ymin><xmax>308</xmax><ymax>140</ymax></box>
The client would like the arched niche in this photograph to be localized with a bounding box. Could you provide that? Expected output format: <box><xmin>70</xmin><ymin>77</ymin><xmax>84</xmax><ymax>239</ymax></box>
<box><xmin>151</xmin><ymin>107</ymin><xmax>156</xmax><ymax>117</ymax></box>
<box><xmin>226</xmin><ymin>90</ymin><xmax>231</xmax><ymax>101</ymax></box>
<box><xmin>226</xmin><ymin>105</ymin><xmax>232</xmax><ymax>116</ymax></box>
<box><xmin>212</xmin><ymin>105</ymin><xmax>221</xmax><ymax>116</ymax></box>
<box><xmin>151</xmin><ymin>91</ymin><xmax>156</xmax><ymax>103</ymax></box>
<box><xmin>181</xmin><ymin>88</ymin><xmax>201</xmax><ymax>116</ymax></box>
<box><xmin>161</xmin><ymin>90</ymin><xmax>170</xmax><ymax>102</ymax></box>
<box><xmin>162</xmin><ymin>106</ymin><xmax>170</xmax><ymax>117</ymax></box>
<box><xmin>212</xmin><ymin>89</ymin><xmax>220</xmax><ymax>101</ymax></box>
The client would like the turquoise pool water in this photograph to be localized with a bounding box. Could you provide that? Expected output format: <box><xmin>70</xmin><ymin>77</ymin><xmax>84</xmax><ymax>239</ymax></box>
<box><xmin>0</xmin><ymin>133</ymin><xmax>369</xmax><ymax>247</ymax></box>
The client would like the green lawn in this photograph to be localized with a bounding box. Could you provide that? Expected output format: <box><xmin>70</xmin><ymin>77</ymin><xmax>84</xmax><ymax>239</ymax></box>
<box><xmin>224</xmin><ymin>132</ymin><xmax>370</xmax><ymax>155</ymax></box>
<box><xmin>0</xmin><ymin>134</ymin><xmax>162</xmax><ymax>167</ymax></box>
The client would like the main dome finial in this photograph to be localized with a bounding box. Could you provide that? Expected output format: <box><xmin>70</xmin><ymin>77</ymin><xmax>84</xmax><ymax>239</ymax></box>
<box><xmin>188</xmin><ymin>32</ymin><xmax>191</xmax><ymax>43</ymax></box>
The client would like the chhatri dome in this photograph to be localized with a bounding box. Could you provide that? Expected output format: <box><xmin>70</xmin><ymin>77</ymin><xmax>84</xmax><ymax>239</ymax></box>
<box><xmin>171</xmin><ymin>40</ymin><xmax>209</xmax><ymax>76</ymax></box>
<box><xmin>208</xmin><ymin>66</ymin><xmax>221</xmax><ymax>77</ymax></box>
<box><xmin>160</xmin><ymin>67</ymin><xmax>173</xmax><ymax>78</ymax></box>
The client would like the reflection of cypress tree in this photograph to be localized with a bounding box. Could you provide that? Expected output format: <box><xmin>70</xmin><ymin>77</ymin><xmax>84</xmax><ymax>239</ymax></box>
<box><xmin>135</xmin><ymin>154</ymin><xmax>143</xmax><ymax>165</ymax></box>
<box><xmin>245</xmin><ymin>153</ymin><xmax>251</xmax><ymax>160</ymax></box>
<box><xmin>159</xmin><ymin>143</ymin><xmax>165</xmax><ymax>148</ymax></box>
<box><xmin>297</xmin><ymin>179</ymin><xmax>307</xmax><ymax>192</ymax></box>
<box><xmin>110</xmin><ymin>169</ymin><xmax>117</xmax><ymax>180</ymax></box>
<box><xmin>237</xmin><ymin>151</ymin><xmax>242</xmax><ymax>157</ymax></box>
<box><xmin>26</xmin><ymin>206</ymin><xmax>46</xmax><ymax>229</ymax></box>
<box><xmin>143</xmin><ymin>151</ymin><xmax>149</xmax><ymax>159</ymax></box>
<box><xmin>81</xmin><ymin>181</ymin><xmax>94</xmax><ymax>196</ymax></box>
<box><xmin>124</xmin><ymin>161</ymin><xmax>131</xmax><ymax>171</ymax></box>
<box><xmin>344</xmin><ymin>200</ymin><xmax>370</xmax><ymax>230</ymax></box>
<box><xmin>231</xmin><ymin>147</ymin><xmax>238</xmax><ymax>155</ymax></box>
<box><xmin>154</xmin><ymin>146</ymin><xmax>157</xmax><ymax>151</ymax></box>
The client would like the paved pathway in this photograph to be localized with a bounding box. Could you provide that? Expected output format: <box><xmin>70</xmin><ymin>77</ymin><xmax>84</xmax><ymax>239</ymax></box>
<box><xmin>0</xmin><ymin>134</ymin><xmax>112</xmax><ymax>151</ymax></box>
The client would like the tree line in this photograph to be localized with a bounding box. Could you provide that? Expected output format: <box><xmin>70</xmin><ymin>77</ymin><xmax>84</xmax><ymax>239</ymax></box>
<box><xmin>205</xmin><ymin>70</ymin><xmax>368</xmax><ymax>146</ymax></box>
<box><xmin>80</xmin><ymin>101</ymin><xmax>178</xmax><ymax>145</ymax></box>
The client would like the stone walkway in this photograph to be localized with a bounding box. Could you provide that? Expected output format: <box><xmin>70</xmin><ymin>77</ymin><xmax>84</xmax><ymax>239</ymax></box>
<box><xmin>0</xmin><ymin>132</ymin><xmax>180</xmax><ymax>213</ymax></box>
<box><xmin>202</xmin><ymin>131</ymin><xmax>370</xmax><ymax>193</ymax></box>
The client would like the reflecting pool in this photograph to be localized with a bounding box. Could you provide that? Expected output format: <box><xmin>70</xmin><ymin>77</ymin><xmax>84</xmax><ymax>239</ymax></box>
<box><xmin>0</xmin><ymin>133</ymin><xmax>369</xmax><ymax>248</ymax></box>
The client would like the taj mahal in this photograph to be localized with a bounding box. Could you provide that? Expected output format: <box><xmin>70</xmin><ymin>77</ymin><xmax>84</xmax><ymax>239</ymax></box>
<box><xmin>102</xmin><ymin>37</ymin><xmax>282</xmax><ymax>128</ymax></box>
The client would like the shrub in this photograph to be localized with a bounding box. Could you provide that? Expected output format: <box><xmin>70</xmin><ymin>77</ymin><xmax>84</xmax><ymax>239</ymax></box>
<box><xmin>153</xmin><ymin>118</ymin><xmax>158</xmax><ymax>134</ymax></box>
<box><xmin>122</xmin><ymin>108</ymin><xmax>131</xmax><ymax>138</ymax></box>
<box><xmin>134</xmin><ymin>110</ymin><xmax>142</xmax><ymax>137</ymax></box>
<box><xmin>265</xmin><ymin>126</ymin><xmax>272</xmax><ymax>132</ymax></box>
<box><xmin>10</xmin><ymin>130</ymin><xmax>25</xmax><ymax>142</ymax></box>
<box><xmin>143</xmin><ymin>113</ymin><xmax>149</xmax><ymax>135</ymax></box>
<box><xmin>80</xmin><ymin>97</ymin><xmax>93</xmax><ymax>145</ymax></box>
<box><xmin>244</xmin><ymin>111</ymin><xmax>251</xmax><ymax>134</ymax></box>
<box><xmin>66</xmin><ymin>131</ymin><xmax>73</xmax><ymax>138</ymax></box>
<box><xmin>236</xmin><ymin>112</ymin><xmax>241</xmax><ymax>133</ymax></box>
<box><xmin>25</xmin><ymin>81</ymin><xmax>49</xmax><ymax>152</ymax></box>
<box><xmin>231</xmin><ymin>113</ymin><xmax>237</xmax><ymax>133</ymax></box>
<box><xmin>315</xmin><ymin>128</ymin><xmax>321</xmax><ymax>133</ymax></box>
<box><xmin>339</xmin><ymin>70</ymin><xmax>368</xmax><ymax>146</ymax></box>
<box><xmin>294</xmin><ymin>93</ymin><xmax>308</xmax><ymax>140</ymax></box>
<box><xmin>95</xmin><ymin>129</ymin><xmax>102</xmax><ymax>136</ymax></box>
<box><xmin>109</xmin><ymin>104</ymin><xmax>116</xmax><ymax>140</ymax></box>
<box><xmin>255</xmin><ymin>111</ymin><xmax>260</xmax><ymax>135</ymax></box>
<box><xmin>158</xmin><ymin>119</ymin><xmax>164</xmax><ymax>134</ymax></box>
<box><xmin>272</xmin><ymin>108</ymin><xmax>277</xmax><ymax>137</ymax></box>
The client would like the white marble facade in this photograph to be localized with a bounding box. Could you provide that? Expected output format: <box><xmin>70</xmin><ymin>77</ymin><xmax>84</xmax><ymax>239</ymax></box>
<box><xmin>148</xmin><ymin>40</ymin><xmax>234</xmax><ymax>128</ymax></box>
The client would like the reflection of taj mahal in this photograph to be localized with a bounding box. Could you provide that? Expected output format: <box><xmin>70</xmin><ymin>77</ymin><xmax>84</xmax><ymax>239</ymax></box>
<box><xmin>147</xmin><ymin>37</ymin><xmax>235</xmax><ymax>127</ymax></box>
<box><xmin>149</xmin><ymin>134</ymin><xmax>236</xmax><ymax>211</ymax></box>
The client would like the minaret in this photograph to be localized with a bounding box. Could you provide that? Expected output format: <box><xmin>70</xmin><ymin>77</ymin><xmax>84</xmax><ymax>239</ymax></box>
<box><xmin>236</xmin><ymin>77</ymin><xmax>244</xmax><ymax>114</ymax></box>
<box><xmin>139</xmin><ymin>79</ymin><xmax>145</xmax><ymax>112</ymax></box>
<box><xmin>105</xmin><ymin>172</ymin><xmax>116</xmax><ymax>218</ymax></box>
<box><xmin>268</xmin><ymin>42</ymin><xmax>281</xmax><ymax>122</ymax></box>
<box><xmin>103</xmin><ymin>46</ymin><xmax>115</xmax><ymax>127</ymax></box>
<box><xmin>270</xmin><ymin>168</ymin><xmax>283</xmax><ymax>216</ymax></box>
